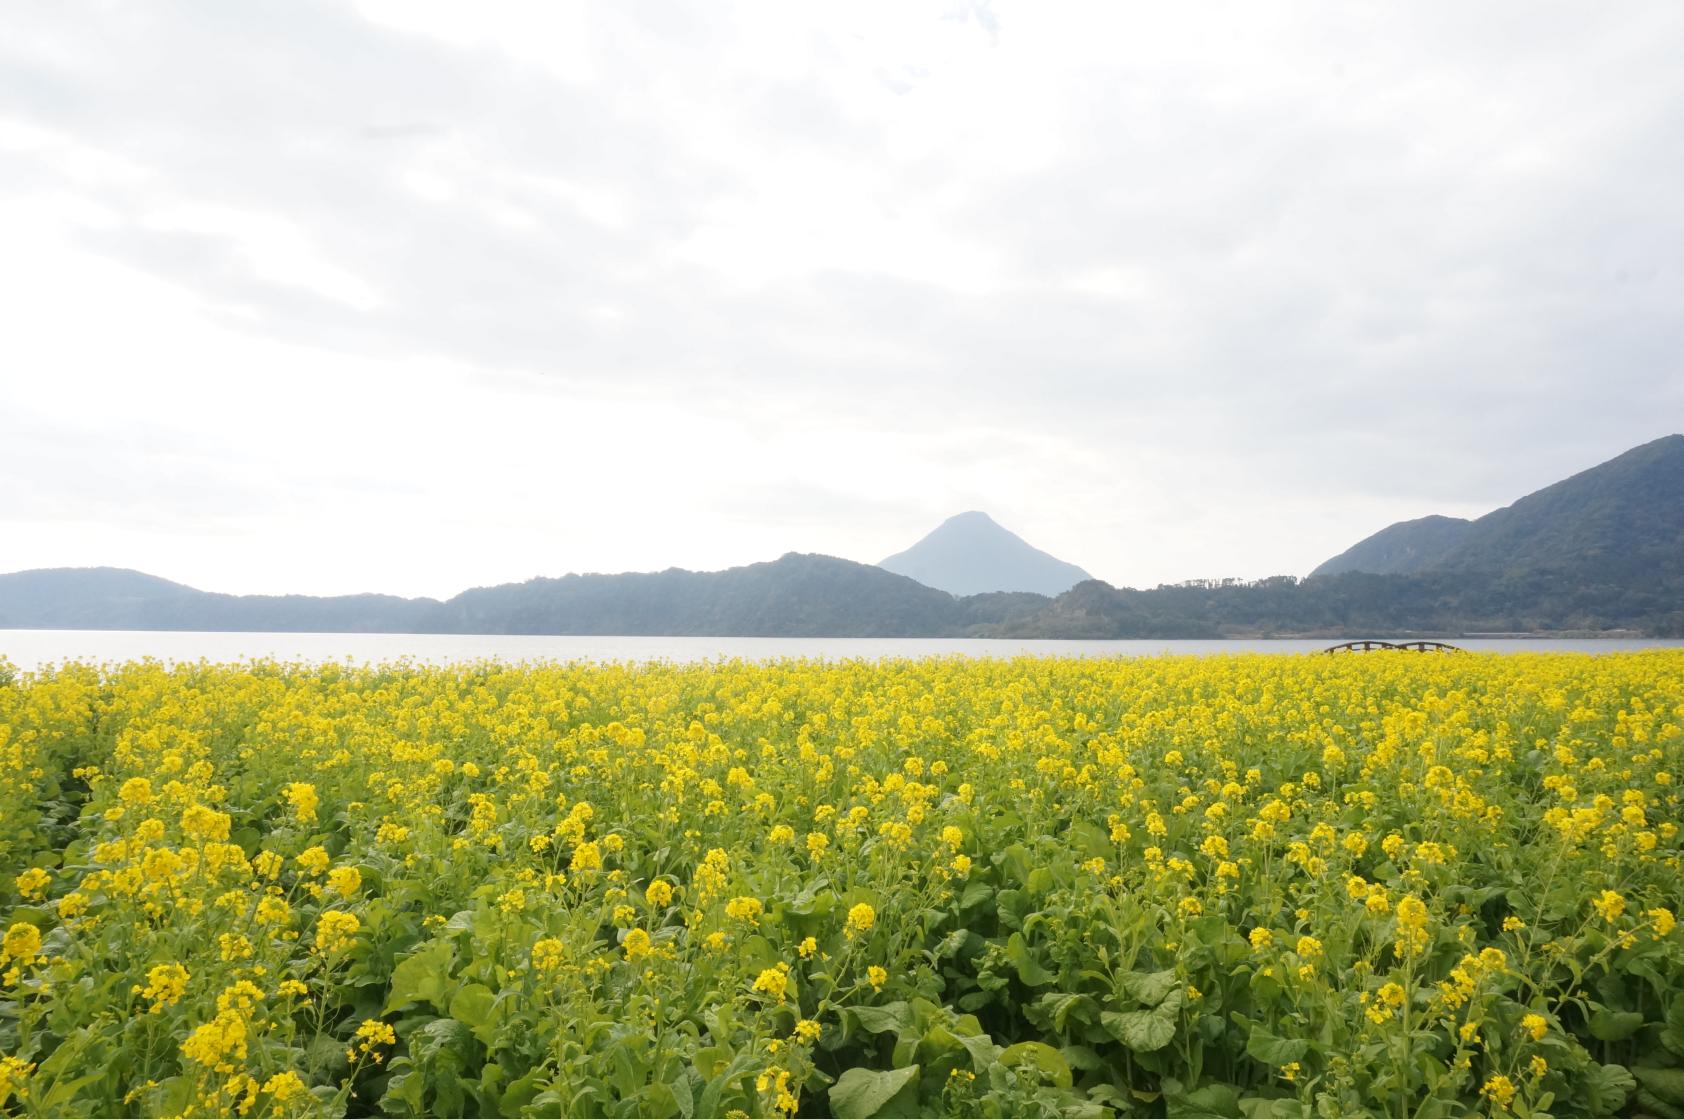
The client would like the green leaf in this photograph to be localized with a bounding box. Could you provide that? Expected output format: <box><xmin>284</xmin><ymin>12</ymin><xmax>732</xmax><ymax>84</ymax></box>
<box><xmin>999</xmin><ymin>1041</ymin><xmax>1072</xmax><ymax>1088</ymax></box>
<box><xmin>994</xmin><ymin>889</ymin><xmax>1027</xmax><ymax>926</ymax></box>
<box><xmin>449</xmin><ymin>982</ymin><xmax>497</xmax><ymax>1043</ymax></box>
<box><xmin>936</xmin><ymin>929</ymin><xmax>977</xmax><ymax>960</ymax></box>
<box><xmin>1067</xmin><ymin>819</ymin><xmax>1112</xmax><ymax>857</ymax></box>
<box><xmin>1241</xmin><ymin>1099</ymin><xmax>1309</xmax><ymax>1119</ymax></box>
<box><xmin>955</xmin><ymin>1030</ymin><xmax>999</xmax><ymax>1069</ymax></box>
<box><xmin>696</xmin><ymin>1051</ymin><xmax>758</xmax><ymax>1119</ymax></box>
<box><xmin>1628</xmin><ymin>958</ymin><xmax>1672</xmax><ymax>999</ymax></box>
<box><xmin>1636</xmin><ymin>1089</ymin><xmax>1684</xmax><ymax>1119</ymax></box>
<box><xmin>1006</xmin><ymin>933</ymin><xmax>1053</xmax><ymax>986</ymax></box>
<box><xmin>412</xmin><ymin>1017</ymin><xmax>474</xmax><ymax>1060</ymax></box>
<box><xmin>1588</xmin><ymin>1010</ymin><xmax>1644</xmax><ymax>1042</ymax></box>
<box><xmin>1121</xmin><ymin>969</ymin><xmax>1179</xmax><ymax>1007</ymax></box>
<box><xmin>382</xmin><ymin>1064</ymin><xmax>427</xmax><ymax>1112</ymax></box>
<box><xmin>1634</xmin><ymin>1067</ymin><xmax>1684</xmax><ymax>1107</ymax></box>
<box><xmin>693</xmin><ymin>1046</ymin><xmax>729</xmax><ymax>1081</ymax></box>
<box><xmin>1166</xmin><ymin>1081</ymin><xmax>1242</xmax><ymax>1119</ymax></box>
<box><xmin>1582</xmin><ymin>1063</ymin><xmax>1634</xmax><ymax>1117</ymax></box>
<box><xmin>306</xmin><ymin>1032</ymin><xmax>348</xmax><ymax>1076</ymax></box>
<box><xmin>498</xmin><ymin>1070</ymin><xmax>544</xmax><ymax>1117</ymax></box>
<box><xmin>786</xmin><ymin>879</ymin><xmax>834</xmax><ymax>916</ymax></box>
<box><xmin>1250</xmin><ymin>967</ymin><xmax>1283</xmax><ymax>1005</ymax></box>
<box><xmin>1036</xmin><ymin>991</ymin><xmax>1095</xmax><ymax>1032</ymax></box>
<box><xmin>39</xmin><ymin>1072</ymin><xmax>104</xmax><ymax>1108</ymax></box>
<box><xmin>474</xmin><ymin>1060</ymin><xmax>505</xmax><ymax>1109</ymax></box>
<box><xmin>670</xmin><ymin>1073</ymin><xmax>695</xmax><ymax>1119</ymax></box>
<box><xmin>385</xmin><ymin>938</ymin><xmax>456</xmax><ymax>1014</ymax></box>
<box><xmin>1245</xmin><ymin>1024</ymin><xmax>1309</xmax><ymax>1065</ymax></box>
<box><xmin>999</xmin><ymin>843</ymin><xmax>1034</xmax><ymax>885</ymax></box>
<box><xmin>1061</xmin><ymin>1045</ymin><xmax>1104</xmax><ymax>1071</ymax></box>
<box><xmin>1662</xmin><ymin>995</ymin><xmax>1684</xmax><ymax>1058</ymax></box>
<box><xmin>828</xmin><ymin>1066</ymin><xmax>920</xmax><ymax>1119</ymax></box>
<box><xmin>848</xmin><ymin>1002</ymin><xmax>914</xmax><ymax>1037</ymax></box>
<box><xmin>737</xmin><ymin>934</ymin><xmax>780</xmax><ymax>970</ymax></box>
<box><xmin>641</xmin><ymin>1083</ymin><xmax>682</xmax><ymax>1119</ymax></box>
<box><xmin>916</xmin><ymin>1024</ymin><xmax>962</xmax><ymax>1061</ymax></box>
<box><xmin>1104</xmin><ymin>1009</ymin><xmax>1176</xmax><ymax>1052</ymax></box>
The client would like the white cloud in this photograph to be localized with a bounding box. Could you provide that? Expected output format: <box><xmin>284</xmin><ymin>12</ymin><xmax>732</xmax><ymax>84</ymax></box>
<box><xmin>1</xmin><ymin>0</ymin><xmax>1681</xmax><ymax>597</ymax></box>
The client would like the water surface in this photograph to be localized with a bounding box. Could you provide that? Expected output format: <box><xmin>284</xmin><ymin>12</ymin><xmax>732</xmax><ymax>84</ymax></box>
<box><xmin>2</xmin><ymin>630</ymin><xmax>1677</xmax><ymax>672</ymax></box>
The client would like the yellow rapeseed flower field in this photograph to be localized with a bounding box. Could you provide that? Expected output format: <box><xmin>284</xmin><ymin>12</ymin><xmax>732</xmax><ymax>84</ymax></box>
<box><xmin>1</xmin><ymin>652</ymin><xmax>1682</xmax><ymax>1118</ymax></box>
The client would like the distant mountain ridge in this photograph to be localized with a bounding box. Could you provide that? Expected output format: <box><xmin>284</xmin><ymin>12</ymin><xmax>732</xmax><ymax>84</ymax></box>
<box><xmin>1313</xmin><ymin>434</ymin><xmax>1684</xmax><ymax>579</ymax></box>
<box><xmin>0</xmin><ymin>566</ymin><xmax>440</xmax><ymax>633</ymax></box>
<box><xmin>878</xmin><ymin>511</ymin><xmax>1093</xmax><ymax>596</ymax></box>
<box><xmin>3</xmin><ymin>436</ymin><xmax>1680</xmax><ymax>640</ymax></box>
<box><xmin>436</xmin><ymin>553</ymin><xmax>1049</xmax><ymax>636</ymax></box>
<box><xmin>0</xmin><ymin>556</ymin><xmax>1054</xmax><ymax>638</ymax></box>
<box><xmin>1309</xmin><ymin>515</ymin><xmax>1473</xmax><ymax>577</ymax></box>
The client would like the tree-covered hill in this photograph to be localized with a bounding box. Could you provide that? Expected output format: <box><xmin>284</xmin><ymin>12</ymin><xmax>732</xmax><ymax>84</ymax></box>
<box><xmin>1314</xmin><ymin>434</ymin><xmax>1684</xmax><ymax>580</ymax></box>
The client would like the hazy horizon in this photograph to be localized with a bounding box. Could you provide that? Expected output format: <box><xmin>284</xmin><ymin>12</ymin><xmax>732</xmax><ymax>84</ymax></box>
<box><xmin>0</xmin><ymin>451</ymin><xmax>1653</xmax><ymax>601</ymax></box>
<box><xmin>5</xmin><ymin>2</ymin><xmax>1682</xmax><ymax>598</ymax></box>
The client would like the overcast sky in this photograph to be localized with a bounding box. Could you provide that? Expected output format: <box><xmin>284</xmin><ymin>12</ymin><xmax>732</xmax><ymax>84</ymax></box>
<box><xmin>3</xmin><ymin>1</ymin><xmax>1681</xmax><ymax>599</ymax></box>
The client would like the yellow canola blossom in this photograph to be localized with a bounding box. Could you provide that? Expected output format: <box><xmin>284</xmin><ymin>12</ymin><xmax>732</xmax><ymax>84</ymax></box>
<box><xmin>0</xmin><ymin>650</ymin><xmax>1678</xmax><ymax>1116</ymax></box>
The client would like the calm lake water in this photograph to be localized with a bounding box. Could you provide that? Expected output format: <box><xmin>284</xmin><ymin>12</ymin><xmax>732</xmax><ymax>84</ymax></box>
<box><xmin>1</xmin><ymin>630</ymin><xmax>1678</xmax><ymax>672</ymax></box>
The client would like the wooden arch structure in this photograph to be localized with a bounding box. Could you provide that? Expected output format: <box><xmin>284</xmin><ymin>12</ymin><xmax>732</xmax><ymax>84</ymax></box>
<box><xmin>1323</xmin><ymin>640</ymin><xmax>1462</xmax><ymax>654</ymax></box>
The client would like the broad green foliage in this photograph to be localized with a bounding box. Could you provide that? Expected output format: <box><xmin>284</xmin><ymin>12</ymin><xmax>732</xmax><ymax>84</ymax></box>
<box><xmin>0</xmin><ymin>652</ymin><xmax>1681</xmax><ymax>1118</ymax></box>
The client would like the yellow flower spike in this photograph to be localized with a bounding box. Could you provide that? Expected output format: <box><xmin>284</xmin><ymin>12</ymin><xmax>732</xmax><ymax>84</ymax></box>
<box><xmin>751</xmin><ymin>964</ymin><xmax>791</xmax><ymax>1001</ymax></box>
<box><xmin>313</xmin><ymin>911</ymin><xmax>360</xmax><ymax>955</ymax></box>
<box><xmin>844</xmin><ymin>902</ymin><xmax>876</xmax><ymax>938</ymax></box>
<box><xmin>261</xmin><ymin>1071</ymin><xmax>306</xmax><ymax>1102</ymax></box>
<box><xmin>1482</xmin><ymin>1075</ymin><xmax>1516</xmax><ymax>1109</ymax></box>
<box><xmin>1</xmin><ymin>924</ymin><xmax>41</xmax><ymax>965</ymax></box>
<box><xmin>1591</xmin><ymin>890</ymin><xmax>1626</xmax><ymax>922</ymax></box>
<box><xmin>139</xmin><ymin>963</ymin><xmax>191</xmax><ymax>1010</ymax></box>
<box><xmin>725</xmin><ymin>896</ymin><xmax>763</xmax><ymax>926</ymax></box>
<box><xmin>13</xmin><ymin>868</ymin><xmax>50</xmax><ymax>901</ymax></box>
<box><xmin>327</xmin><ymin>865</ymin><xmax>362</xmax><ymax>898</ymax></box>
<box><xmin>351</xmin><ymin>1019</ymin><xmax>397</xmax><ymax>1064</ymax></box>
<box><xmin>622</xmin><ymin>928</ymin><xmax>653</xmax><ymax>961</ymax></box>
<box><xmin>281</xmin><ymin>782</ymin><xmax>319</xmax><ymax>823</ymax></box>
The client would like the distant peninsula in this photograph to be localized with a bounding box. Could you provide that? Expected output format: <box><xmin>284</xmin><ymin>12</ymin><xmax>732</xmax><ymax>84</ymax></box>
<box><xmin>2</xmin><ymin>435</ymin><xmax>1680</xmax><ymax>639</ymax></box>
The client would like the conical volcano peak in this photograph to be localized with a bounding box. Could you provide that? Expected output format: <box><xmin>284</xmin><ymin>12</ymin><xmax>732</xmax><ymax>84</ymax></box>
<box><xmin>879</xmin><ymin>512</ymin><xmax>1094</xmax><ymax>596</ymax></box>
<box><xmin>933</xmin><ymin>511</ymin><xmax>1008</xmax><ymax>535</ymax></box>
